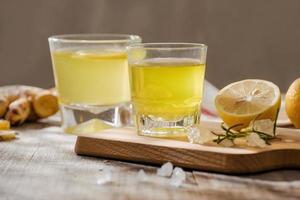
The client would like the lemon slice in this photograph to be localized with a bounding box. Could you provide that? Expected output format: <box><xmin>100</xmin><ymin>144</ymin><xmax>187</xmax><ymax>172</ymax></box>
<box><xmin>215</xmin><ymin>79</ymin><xmax>281</xmax><ymax>129</ymax></box>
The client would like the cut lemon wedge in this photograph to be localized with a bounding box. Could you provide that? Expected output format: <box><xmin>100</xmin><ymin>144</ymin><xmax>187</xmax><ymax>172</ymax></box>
<box><xmin>215</xmin><ymin>79</ymin><xmax>281</xmax><ymax>129</ymax></box>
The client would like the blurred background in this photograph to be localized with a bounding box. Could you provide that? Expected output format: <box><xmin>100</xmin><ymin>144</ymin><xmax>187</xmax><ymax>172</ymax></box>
<box><xmin>0</xmin><ymin>0</ymin><xmax>300</xmax><ymax>91</ymax></box>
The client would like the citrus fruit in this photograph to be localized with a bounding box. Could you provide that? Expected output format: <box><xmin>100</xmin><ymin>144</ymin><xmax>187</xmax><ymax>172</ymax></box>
<box><xmin>285</xmin><ymin>78</ymin><xmax>300</xmax><ymax>128</ymax></box>
<box><xmin>215</xmin><ymin>79</ymin><xmax>281</xmax><ymax>129</ymax></box>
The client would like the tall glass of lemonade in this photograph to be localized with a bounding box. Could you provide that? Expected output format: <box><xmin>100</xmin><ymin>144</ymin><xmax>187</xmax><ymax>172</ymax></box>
<box><xmin>128</xmin><ymin>43</ymin><xmax>207</xmax><ymax>137</ymax></box>
<box><xmin>49</xmin><ymin>34</ymin><xmax>141</xmax><ymax>132</ymax></box>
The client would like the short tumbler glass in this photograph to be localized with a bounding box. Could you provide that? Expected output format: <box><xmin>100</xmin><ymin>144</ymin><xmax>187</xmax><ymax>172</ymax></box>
<box><xmin>49</xmin><ymin>34</ymin><xmax>141</xmax><ymax>132</ymax></box>
<box><xmin>128</xmin><ymin>43</ymin><xmax>207</xmax><ymax>137</ymax></box>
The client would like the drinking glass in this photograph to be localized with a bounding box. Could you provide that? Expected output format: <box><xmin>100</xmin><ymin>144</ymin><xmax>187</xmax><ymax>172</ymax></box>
<box><xmin>128</xmin><ymin>43</ymin><xmax>207</xmax><ymax>137</ymax></box>
<box><xmin>48</xmin><ymin>34</ymin><xmax>141</xmax><ymax>132</ymax></box>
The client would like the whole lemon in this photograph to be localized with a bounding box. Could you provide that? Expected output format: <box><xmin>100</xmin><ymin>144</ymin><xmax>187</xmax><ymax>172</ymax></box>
<box><xmin>285</xmin><ymin>78</ymin><xmax>300</xmax><ymax>128</ymax></box>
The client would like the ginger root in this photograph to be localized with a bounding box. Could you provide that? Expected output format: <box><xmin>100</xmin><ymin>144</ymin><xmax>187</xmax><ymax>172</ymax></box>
<box><xmin>0</xmin><ymin>85</ymin><xmax>59</xmax><ymax>126</ymax></box>
<box><xmin>0</xmin><ymin>119</ymin><xmax>17</xmax><ymax>141</ymax></box>
<box><xmin>0</xmin><ymin>130</ymin><xmax>17</xmax><ymax>141</ymax></box>
<box><xmin>0</xmin><ymin>119</ymin><xmax>10</xmax><ymax>130</ymax></box>
<box><xmin>0</xmin><ymin>97</ymin><xmax>9</xmax><ymax>118</ymax></box>
<box><xmin>5</xmin><ymin>97</ymin><xmax>31</xmax><ymax>125</ymax></box>
<box><xmin>33</xmin><ymin>90</ymin><xmax>59</xmax><ymax>118</ymax></box>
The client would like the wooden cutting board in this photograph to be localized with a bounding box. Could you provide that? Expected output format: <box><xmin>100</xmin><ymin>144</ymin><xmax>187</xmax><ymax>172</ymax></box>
<box><xmin>75</xmin><ymin>121</ymin><xmax>300</xmax><ymax>174</ymax></box>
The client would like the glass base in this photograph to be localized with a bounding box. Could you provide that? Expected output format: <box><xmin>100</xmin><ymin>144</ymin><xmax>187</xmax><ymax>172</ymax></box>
<box><xmin>136</xmin><ymin>114</ymin><xmax>200</xmax><ymax>138</ymax></box>
<box><xmin>60</xmin><ymin>103</ymin><xmax>132</xmax><ymax>132</ymax></box>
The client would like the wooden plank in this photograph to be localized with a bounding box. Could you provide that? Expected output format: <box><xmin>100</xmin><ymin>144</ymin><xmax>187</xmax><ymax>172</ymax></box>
<box><xmin>0</xmin><ymin>122</ymin><xmax>300</xmax><ymax>199</ymax></box>
<box><xmin>75</xmin><ymin>122</ymin><xmax>300</xmax><ymax>174</ymax></box>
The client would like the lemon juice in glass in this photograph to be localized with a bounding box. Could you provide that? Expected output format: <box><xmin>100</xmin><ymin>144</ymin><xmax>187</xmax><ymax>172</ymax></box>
<box><xmin>49</xmin><ymin>34</ymin><xmax>141</xmax><ymax>132</ymax></box>
<box><xmin>129</xmin><ymin>43</ymin><xmax>207</xmax><ymax>137</ymax></box>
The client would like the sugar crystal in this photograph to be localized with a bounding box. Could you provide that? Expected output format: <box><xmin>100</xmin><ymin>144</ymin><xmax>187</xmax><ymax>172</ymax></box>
<box><xmin>96</xmin><ymin>167</ymin><xmax>113</xmax><ymax>185</ymax></box>
<box><xmin>157</xmin><ymin>162</ymin><xmax>173</xmax><ymax>177</ymax></box>
<box><xmin>251</xmin><ymin>119</ymin><xmax>274</xmax><ymax>136</ymax></box>
<box><xmin>246</xmin><ymin>132</ymin><xmax>266</xmax><ymax>148</ymax></box>
<box><xmin>170</xmin><ymin>167</ymin><xmax>186</xmax><ymax>187</ymax></box>
<box><xmin>220</xmin><ymin>139</ymin><xmax>234</xmax><ymax>147</ymax></box>
<box><xmin>187</xmin><ymin>126</ymin><xmax>214</xmax><ymax>144</ymax></box>
<box><xmin>137</xmin><ymin>169</ymin><xmax>148</xmax><ymax>182</ymax></box>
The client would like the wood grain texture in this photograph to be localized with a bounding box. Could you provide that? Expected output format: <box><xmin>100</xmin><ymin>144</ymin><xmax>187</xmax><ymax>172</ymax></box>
<box><xmin>0</xmin><ymin>121</ymin><xmax>300</xmax><ymax>200</ymax></box>
<box><xmin>75</xmin><ymin>122</ymin><xmax>300</xmax><ymax>174</ymax></box>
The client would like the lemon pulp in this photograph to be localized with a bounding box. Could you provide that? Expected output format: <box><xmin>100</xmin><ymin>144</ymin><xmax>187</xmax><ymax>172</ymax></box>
<box><xmin>215</xmin><ymin>79</ymin><xmax>281</xmax><ymax>129</ymax></box>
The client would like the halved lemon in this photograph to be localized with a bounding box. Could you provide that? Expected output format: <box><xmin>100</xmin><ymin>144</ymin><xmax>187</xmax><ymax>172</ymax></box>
<box><xmin>215</xmin><ymin>79</ymin><xmax>281</xmax><ymax>129</ymax></box>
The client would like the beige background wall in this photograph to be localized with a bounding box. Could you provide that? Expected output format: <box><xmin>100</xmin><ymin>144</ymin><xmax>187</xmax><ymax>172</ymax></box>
<box><xmin>0</xmin><ymin>0</ymin><xmax>300</xmax><ymax>91</ymax></box>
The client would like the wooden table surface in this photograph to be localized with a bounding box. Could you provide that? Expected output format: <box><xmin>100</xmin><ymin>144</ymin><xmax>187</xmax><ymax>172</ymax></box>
<box><xmin>1</xmin><ymin>121</ymin><xmax>300</xmax><ymax>200</ymax></box>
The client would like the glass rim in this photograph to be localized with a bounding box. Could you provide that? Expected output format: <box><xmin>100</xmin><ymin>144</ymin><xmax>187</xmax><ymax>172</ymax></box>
<box><xmin>48</xmin><ymin>33</ymin><xmax>141</xmax><ymax>44</ymax></box>
<box><xmin>129</xmin><ymin>42</ymin><xmax>207</xmax><ymax>50</ymax></box>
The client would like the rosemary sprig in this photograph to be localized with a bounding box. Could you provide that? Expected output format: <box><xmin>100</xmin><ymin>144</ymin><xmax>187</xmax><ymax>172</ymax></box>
<box><xmin>212</xmin><ymin>108</ymin><xmax>280</xmax><ymax>146</ymax></box>
<box><xmin>212</xmin><ymin>123</ymin><xmax>244</xmax><ymax>144</ymax></box>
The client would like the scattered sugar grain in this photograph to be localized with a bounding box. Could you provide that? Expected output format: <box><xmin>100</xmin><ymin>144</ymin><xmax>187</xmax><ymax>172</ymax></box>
<box><xmin>170</xmin><ymin>167</ymin><xmax>186</xmax><ymax>187</ymax></box>
<box><xmin>157</xmin><ymin>162</ymin><xmax>173</xmax><ymax>177</ymax></box>
<box><xmin>96</xmin><ymin>167</ymin><xmax>113</xmax><ymax>185</ymax></box>
<box><xmin>137</xmin><ymin>169</ymin><xmax>148</xmax><ymax>182</ymax></box>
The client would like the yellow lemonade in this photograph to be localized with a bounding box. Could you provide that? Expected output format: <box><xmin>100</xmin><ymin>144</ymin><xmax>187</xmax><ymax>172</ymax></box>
<box><xmin>52</xmin><ymin>49</ymin><xmax>130</xmax><ymax>106</ymax></box>
<box><xmin>130</xmin><ymin>58</ymin><xmax>206</xmax><ymax>121</ymax></box>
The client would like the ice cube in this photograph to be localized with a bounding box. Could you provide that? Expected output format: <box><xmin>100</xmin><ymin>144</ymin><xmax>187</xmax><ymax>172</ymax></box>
<box><xmin>170</xmin><ymin>167</ymin><xmax>186</xmax><ymax>187</ymax></box>
<box><xmin>96</xmin><ymin>167</ymin><xmax>113</xmax><ymax>185</ymax></box>
<box><xmin>246</xmin><ymin>132</ymin><xmax>266</xmax><ymax>148</ymax></box>
<box><xmin>137</xmin><ymin>169</ymin><xmax>148</xmax><ymax>182</ymax></box>
<box><xmin>157</xmin><ymin>162</ymin><xmax>173</xmax><ymax>177</ymax></box>
<box><xmin>173</xmin><ymin>167</ymin><xmax>186</xmax><ymax>180</ymax></box>
<box><xmin>187</xmin><ymin>126</ymin><xmax>214</xmax><ymax>144</ymax></box>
